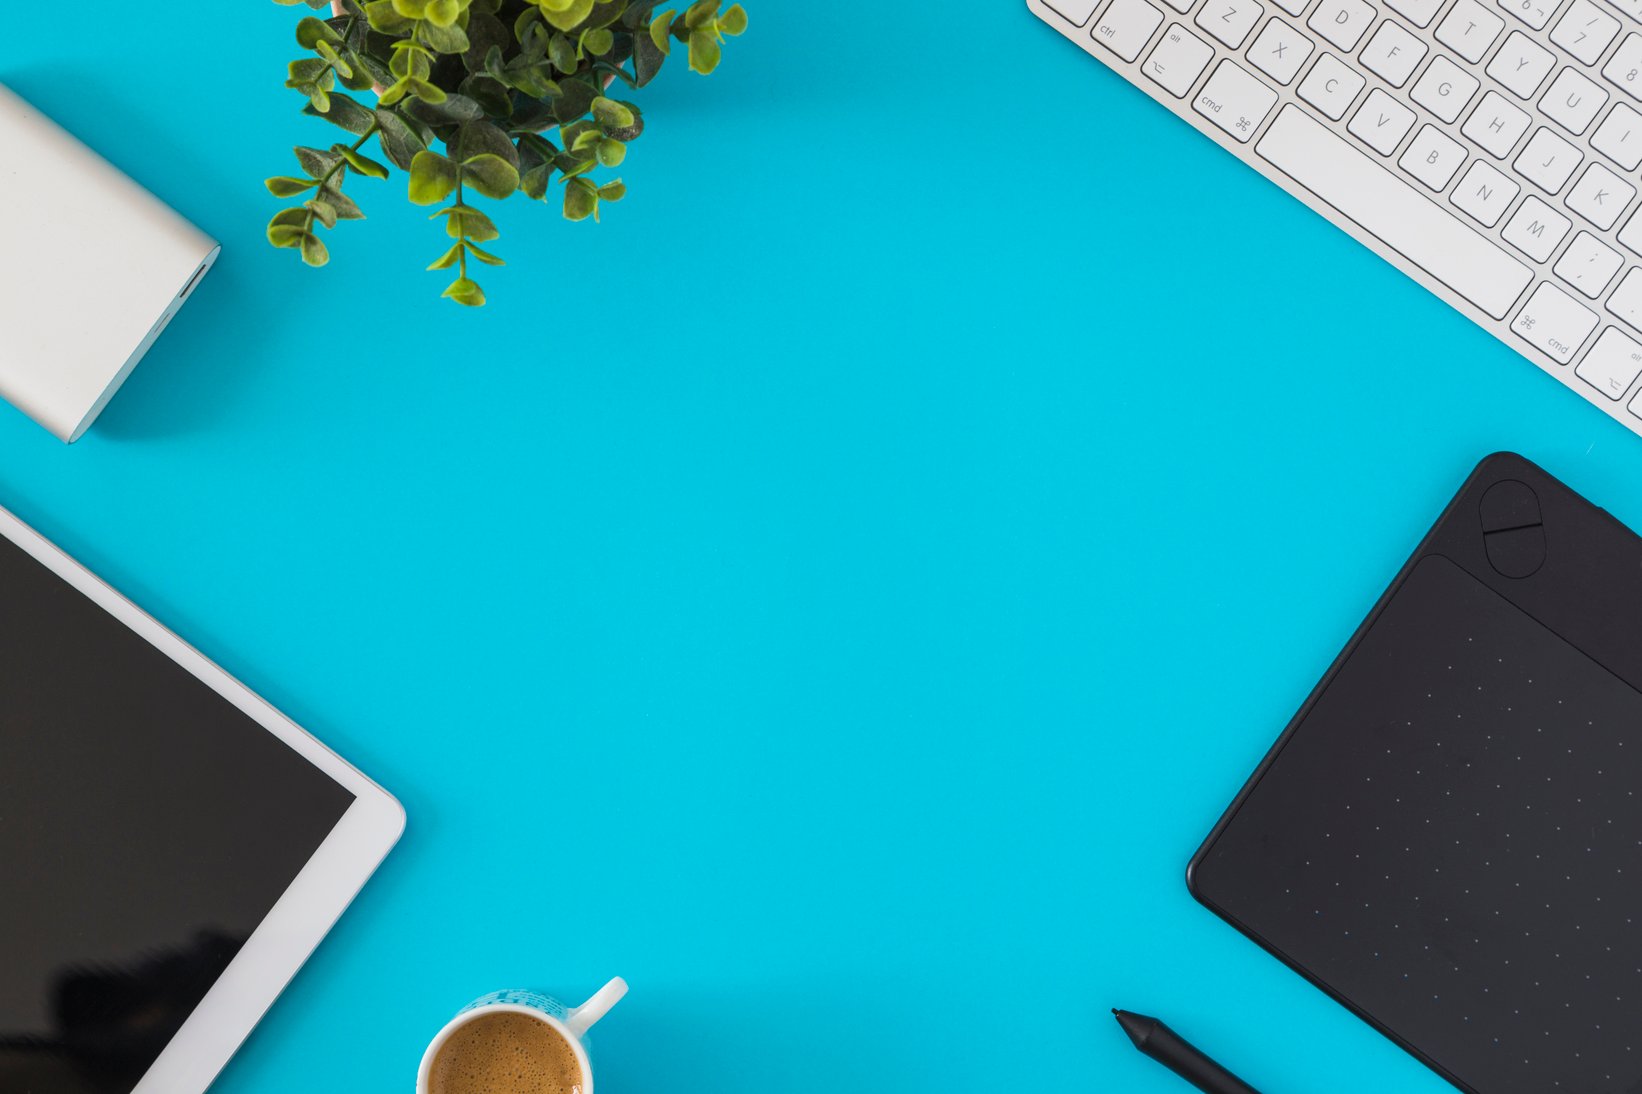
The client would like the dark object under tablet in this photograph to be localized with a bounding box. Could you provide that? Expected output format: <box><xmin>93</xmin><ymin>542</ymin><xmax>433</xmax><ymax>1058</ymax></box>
<box><xmin>1189</xmin><ymin>453</ymin><xmax>1642</xmax><ymax>1094</ymax></box>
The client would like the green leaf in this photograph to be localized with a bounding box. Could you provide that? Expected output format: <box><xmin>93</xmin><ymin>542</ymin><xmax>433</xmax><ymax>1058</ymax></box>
<box><xmin>540</xmin><ymin>0</ymin><xmax>594</xmax><ymax>32</ymax></box>
<box><xmin>442</xmin><ymin>276</ymin><xmax>486</xmax><ymax>306</ymax></box>
<box><xmin>288</xmin><ymin>57</ymin><xmax>330</xmax><ymax>82</ymax></box>
<box><xmin>266</xmin><ymin>176</ymin><xmax>318</xmax><ymax>197</ymax></box>
<box><xmin>688</xmin><ymin>27</ymin><xmax>720</xmax><ymax>73</ymax></box>
<box><xmin>296</xmin><ymin>15</ymin><xmax>346</xmax><ymax>48</ymax></box>
<box><xmin>683</xmin><ymin>0</ymin><xmax>718</xmax><ymax>27</ymax></box>
<box><xmin>564</xmin><ymin>178</ymin><xmax>597</xmax><ymax>221</ymax></box>
<box><xmin>364</xmin><ymin>0</ymin><xmax>416</xmax><ymax>30</ymax></box>
<box><xmin>719</xmin><ymin>3</ymin><xmax>747</xmax><ymax>34</ymax></box>
<box><xmin>454</xmin><ymin>119</ymin><xmax>519</xmax><ymax>166</ymax></box>
<box><xmin>465</xmin><ymin>241</ymin><xmax>505</xmax><ymax>265</ymax></box>
<box><xmin>434</xmin><ymin>204</ymin><xmax>501</xmax><ymax>242</ymax></box>
<box><xmin>427</xmin><ymin>242</ymin><xmax>464</xmax><ymax>270</ymax></box>
<box><xmin>570</xmin><ymin>128</ymin><xmax>603</xmax><ymax>152</ymax></box>
<box><xmin>408</xmin><ymin>78</ymin><xmax>448</xmax><ymax>104</ymax></box>
<box><xmin>266</xmin><ymin>208</ymin><xmax>310</xmax><ymax>248</ymax></box>
<box><xmin>425</xmin><ymin>0</ymin><xmax>463</xmax><ymax>26</ymax></box>
<box><xmin>305</xmin><ymin>91</ymin><xmax>375</xmax><ymax>134</ymax></box>
<box><xmin>590</xmin><ymin>95</ymin><xmax>633</xmax><ymax>129</ymax></box>
<box><xmin>461</xmin><ymin>153</ymin><xmax>519</xmax><ymax>199</ymax></box>
<box><xmin>295</xmin><ymin>146</ymin><xmax>344</xmax><ymax>177</ymax></box>
<box><xmin>407</xmin><ymin>150</ymin><xmax>459</xmax><ymax>204</ymax></box>
<box><xmin>321</xmin><ymin>187</ymin><xmax>366</xmax><ymax>219</ymax></box>
<box><xmin>300</xmin><ymin>232</ymin><xmax>330</xmax><ymax>267</ymax></box>
<box><xmin>337</xmin><ymin>145</ymin><xmax>391</xmax><ymax>179</ymax></box>
<box><xmin>418</xmin><ymin>17</ymin><xmax>470</xmax><ymax>53</ymax></box>
<box><xmin>596</xmin><ymin>138</ymin><xmax>625</xmax><ymax>167</ymax></box>
<box><xmin>634</xmin><ymin>21</ymin><xmax>666</xmax><ymax>84</ymax></box>
<box><xmin>649</xmin><ymin>9</ymin><xmax>674</xmax><ymax>52</ymax></box>
<box><xmin>597</xmin><ymin>178</ymin><xmax>625</xmax><ymax>200</ymax></box>
<box><xmin>549</xmin><ymin>32</ymin><xmax>577</xmax><ymax>73</ymax></box>
<box><xmin>315</xmin><ymin>39</ymin><xmax>354</xmax><ymax>78</ymax></box>
<box><xmin>375</xmin><ymin>107</ymin><xmax>428</xmax><ymax>169</ymax></box>
<box><xmin>583</xmin><ymin>26</ymin><xmax>613</xmax><ymax>54</ymax></box>
<box><xmin>520</xmin><ymin>162</ymin><xmax>553</xmax><ymax>200</ymax></box>
<box><xmin>306</xmin><ymin>197</ymin><xmax>339</xmax><ymax>229</ymax></box>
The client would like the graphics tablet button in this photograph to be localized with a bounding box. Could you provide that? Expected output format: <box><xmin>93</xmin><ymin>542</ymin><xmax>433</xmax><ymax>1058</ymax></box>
<box><xmin>1484</xmin><ymin>523</ymin><xmax>1547</xmax><ymax>577</ymax></box>
<box><xmin>1480</xmin><ymin>479</ymin><xmax>1542</xmax><ymax>532</ymax></box>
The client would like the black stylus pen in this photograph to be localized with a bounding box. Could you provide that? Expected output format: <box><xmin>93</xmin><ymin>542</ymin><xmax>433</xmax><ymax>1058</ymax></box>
<box><xmin>1113</xmin><ymin>1009</ymin><xmax>1263</xmax><ymax>1094</ymax></box>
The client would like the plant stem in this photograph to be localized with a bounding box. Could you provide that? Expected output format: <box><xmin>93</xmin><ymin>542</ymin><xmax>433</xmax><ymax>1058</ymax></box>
<box><xmin>302</xmin><ymin>122</ymin><xmax>379</xmax><ymax>240</ymax></box>
<box><xmin>456</xmin><ymin>176</ymin><xmax>469</xmax><ymax>282</ymax></box>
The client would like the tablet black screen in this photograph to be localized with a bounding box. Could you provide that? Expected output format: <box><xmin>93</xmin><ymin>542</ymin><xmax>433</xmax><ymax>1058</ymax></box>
<box><xmin>1195</xmin><ymin>554</ymin><xmax>1642</xmax><ymax>1094</ymax></box>
<box><xmin>0</xmin><ymin>534</ymin><xmax>355</xmax><ymax>1093</ymax></box>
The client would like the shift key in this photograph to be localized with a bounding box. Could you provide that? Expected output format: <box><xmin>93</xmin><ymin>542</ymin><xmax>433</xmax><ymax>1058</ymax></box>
<box><xmin>1193</xmin><ymin>60</ymin><xmax>1279</xmax><ymax>142</ymax></box>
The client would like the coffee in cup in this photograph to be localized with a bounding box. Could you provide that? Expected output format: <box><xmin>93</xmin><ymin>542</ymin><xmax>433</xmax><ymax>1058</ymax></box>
<box><xmin>416</xmin><ymin>980</ymin><xmax>626</xmax><ymax>1094</ymax></box>
<box><xmin>427</xmin><ymin>1011</ymin><xmax>584</xmax><ymax>1094</ymax></box>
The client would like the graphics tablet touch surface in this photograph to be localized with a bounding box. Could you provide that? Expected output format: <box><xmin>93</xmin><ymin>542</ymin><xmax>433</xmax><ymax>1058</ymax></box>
<box><xmin>1190</xmin><ymin>453</ymin><xmax>1642</xmax><ymax>1094</ymax></box>
<box><xmin>0</xmin><ymin>505</ymin><xmax>404</xmax><ymax>1094</ymax></box>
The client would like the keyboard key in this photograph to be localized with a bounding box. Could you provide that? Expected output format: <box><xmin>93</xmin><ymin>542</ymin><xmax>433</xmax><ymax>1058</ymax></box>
<box><xmin>1193</xmin><ymin>59</ymin><xmax>1279</xmax><ymax>142</ymax></box>
<box><xmin>1413</xmin><ymin>55</ymin><xmax>1482</xmax><ymax>122</ymax></box>
<box><xmin>1551</xmin><ymin>0</ymin><xmax>1620</xmax><ymax>65</ymax></box>
<box><xmin>1619</xmin><ymin>206</ymin><xmax>1642</xmax><ymax>255</ymax></box>
<box><xmin>1608</xmin><ymin>267</ymin><xmax>1642</xmax><ymax>327</ymax></box>
<box><xmin>1256</xmin><ymin>105</ymin><xmax>1533</xmax><ymax>318</ymax></box>
<box><xmin>1592</xmin><ymin>103</ymin><xmax>1642</xmax><ymax>169</ymax></box>
<box><xmin>1248</xmin><ymin>19</ymin><xmax>1315</xmax><ymax>84</ymax></box>
<box><xmin>1603</xmin><ymin>34</ymin><xmax>1642</xmax><ymax>100</ymax></box>
<box><xmin>1512</xmin><ymin>282</ymin><xmax>1598</xmax><ymax>362</ymax></box>
<box><xmin>1309</xmin><ymin>0</ymin><xmax>1377</xmax><ymax>49</ymax></box>
<box><xmin>1541</xmin><ymin>68</ymin><xmax>1609</xmax><ymax>134</ymax></box>
<box><xmin>1299</xmin><ymin>53</ymin><xmax>1368</xmax><ymax>119</ymax></box>
<box><xmin>1045</xmin><ymin>0</ymin><xmax>1101</xmax><ymax>23</ymax></box>
<box><xmin>1388</xmin><ymin>0</ymin><xmax>1444</xmax><ymax>24</ymax></box>
<box><xmin>1094</xmin><ymin>0</ymin><xmax>1166</xmax><ymax>60</ymax></box>
<box><xmin>1486</xmin><ymin>32</ymin><xmax>1556</xmax><ymax>98</ymax></box>
<box><xmin>1498</xmin><ymin>0</ymin><xmax>1556</xmax><ymax>28</ymax></box>
<box><xmin>1400</xmin><ymin>123</ymin><xmax>1468</xmax><ymax>189</ymax></box>
<box><xmin>1605</xmin><ymin>0</ymin><xmax>1642</xmax><ymax>20</ymax></box>
<box><xmin>1196</xmin><ymin>0</ymin><xmax>1265</xmax><ymax>47</ymax></box>
<box><xmin>1516</xmin><ymin>127</ymin><xmax>1584</xmax><ymax>191</ymax></box>
<box><xmin>1464</xmin><ymin>91</ymin><xmax>1533</xmax><ymax>156</ymax></box>
<box><xmin>1503</xmin><ymin>195</ymin><xmax>1573</xmax><ymax>260</ymax></box>
<box><xmin>1362</xmin><ymin>22</ymin><xmax>1428</xmax><ymax>86</ymax></box>
<box><xmin>1350</xmin><ymin>89</ymin><xmax>1418</xmax><ymax>154</ymax></box>
<box><xmin>1554</xmin><ymin>231</ymin><xmax>1623</xmax><ymax>296</ymax></box>
<box><xmin>1146</xmin><ymin>24</ymin><xmax>1216</xmax><ymax>96</ymax></box>
<box><xmin>1632</xmin><ymin>388</ymin><xmax>1642</xmax><ymax>418</ymax></box>
<box><xmin>1452</xmin><ymin>160</ymin><xmax>1522</xmax><ymax>225</ymax></box>
<box><xmin>1159</xmin><ymin>0</ymin><xmax>1195</xmax><ymax>14</ymax></box>
<box><xmin>1565</xmin><ymin>162</ymin><xmax>1635</xmax><ymax>229</ymax></box>
<box><xmin>1271</xmin><ymin>0</ymin><xmax>1308</xmax><ymax>14</ymax></box>
<box><xmin>1576</xmin><ymin>326</ymin><xmax>1642</xmax><ymax>397</ymax></box>
<box><xmin>1437</xmin><ymin>0</ymin><xmax>1506</xmax><ymax>62</ymax></box>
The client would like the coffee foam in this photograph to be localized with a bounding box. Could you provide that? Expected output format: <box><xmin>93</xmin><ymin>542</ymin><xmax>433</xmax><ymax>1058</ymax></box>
<box><xmin>428</xmin><ymin>1011</ymin><xmax>585</xmax><ymax>1094</ymax></box>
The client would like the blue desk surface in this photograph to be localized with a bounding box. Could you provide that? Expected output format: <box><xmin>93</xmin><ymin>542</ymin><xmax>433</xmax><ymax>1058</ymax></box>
<box><xmin>8</xmin><ymin>3</ymin><xmax>1642</xmax><ymax>1091</ymax></box>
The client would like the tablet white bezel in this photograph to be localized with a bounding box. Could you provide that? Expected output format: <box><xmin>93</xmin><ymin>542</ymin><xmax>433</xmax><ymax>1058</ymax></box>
<box><xmin>0</xmin><ymin>503</ymin><xmax>406</xmax><ymax>1094</ymax></box>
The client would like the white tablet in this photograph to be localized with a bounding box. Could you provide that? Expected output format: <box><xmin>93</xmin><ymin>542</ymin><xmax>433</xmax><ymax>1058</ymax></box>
<box><xmin>0</xmin><ymin>504</ymin><xmax>404</xmax><ymax>1094</ymax></box>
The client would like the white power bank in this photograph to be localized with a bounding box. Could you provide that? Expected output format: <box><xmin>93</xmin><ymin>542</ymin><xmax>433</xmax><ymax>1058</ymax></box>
<box><xmin>0</xmin><ymin>83</ymin><xmax>219</xmax><ymax>442</ymax></box>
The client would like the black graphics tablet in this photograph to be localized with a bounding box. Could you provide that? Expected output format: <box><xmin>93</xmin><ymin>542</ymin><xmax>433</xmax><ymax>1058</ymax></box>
<box><xmin>1189</xmin><ymin>453</ymin><xmax>1642</xmax><ymax>1094</ymax></box>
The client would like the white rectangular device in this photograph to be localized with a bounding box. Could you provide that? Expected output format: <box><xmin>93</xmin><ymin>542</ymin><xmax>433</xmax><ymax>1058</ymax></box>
<box><xmin>1029</xmin><ymin>0</ymin><xmax>1642</xmax><ymax>440</ymax></box>
<box><xmin>0</xmin><ymin>82</ymin><xmax>219</xmax><ymax>442</ymax></box>
<box><xmin>0</xmin><ymin>502</ymin><xmax>404</xmax><ymax>1094</ymax></box>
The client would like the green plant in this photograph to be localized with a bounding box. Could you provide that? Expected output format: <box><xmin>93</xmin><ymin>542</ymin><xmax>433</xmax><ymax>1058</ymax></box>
<box><xmin>265</xmin><ymin>0</ymin><xmax>746</xmax><ymax>305</ymax></box>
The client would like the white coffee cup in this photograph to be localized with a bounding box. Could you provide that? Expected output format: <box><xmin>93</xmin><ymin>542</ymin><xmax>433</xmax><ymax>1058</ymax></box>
<box><xmin>415</xmin><ymin>979</ymin><xmax>628</xmax><ymax>1094</ymax></box>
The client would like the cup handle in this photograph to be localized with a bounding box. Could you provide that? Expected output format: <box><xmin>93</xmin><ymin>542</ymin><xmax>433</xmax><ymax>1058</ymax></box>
<box><xmin>564</xmin><ymin>977</ymin><xmax>628</xmax><ymax>1037</ymax></box>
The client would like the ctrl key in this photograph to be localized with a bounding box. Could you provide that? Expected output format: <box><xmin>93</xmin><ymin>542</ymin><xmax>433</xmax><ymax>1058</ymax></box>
<box><xmin>1512</xmin><ymin>282</ymin><xmax>1597</xmax><ymax>364</ymax></box>
<box><xmin>1193</xmin><ymin>60</ymin><xmax>1279</xmax><ymax>143</ymax></box>
<box><xmin>1093</xmin><ymin>0</ymin><xmax>1165</xmax><ymax>61</ymax></box>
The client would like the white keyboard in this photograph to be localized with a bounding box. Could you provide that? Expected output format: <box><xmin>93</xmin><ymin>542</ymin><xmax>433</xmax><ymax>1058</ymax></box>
<box><xmin>1030</xmin><ymin>0</ymin><xmax>1642</xmax><ymax>437</ymax></box>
